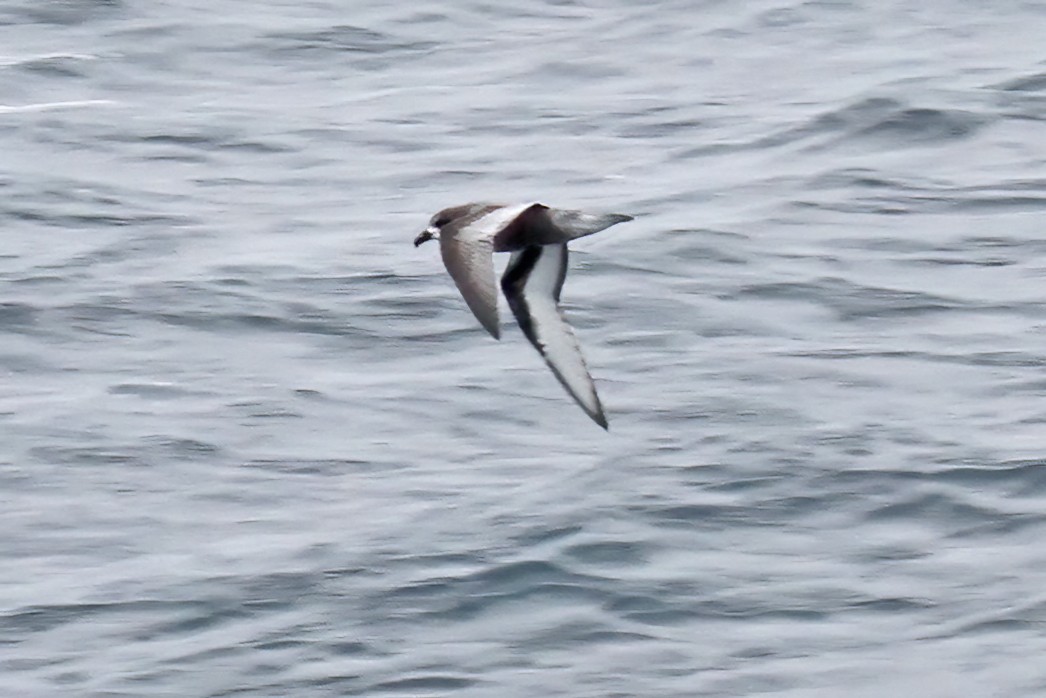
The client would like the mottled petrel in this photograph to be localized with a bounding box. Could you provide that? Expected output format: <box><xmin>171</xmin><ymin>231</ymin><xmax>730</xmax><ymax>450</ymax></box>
<box><xmin>414</xmin><ymin>202</ymin><xmax>632</xmax><ymax>429</ymax></box>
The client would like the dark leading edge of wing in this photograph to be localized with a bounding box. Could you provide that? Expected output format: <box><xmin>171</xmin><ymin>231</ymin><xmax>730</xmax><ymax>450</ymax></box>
<box><xmin>501</xmin><ymin>244</ymin><xmax>608</xmax><ymax>429</ymax></box>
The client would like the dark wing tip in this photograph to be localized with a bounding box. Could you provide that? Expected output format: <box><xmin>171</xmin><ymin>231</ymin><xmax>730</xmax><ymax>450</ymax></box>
<box><xmin>471</xmin><ymin>302</ymin><xmax>501</xmax><ymax>340</ymax></box>
<box><xmin>587</xmin><ymin>392</ymin><xmax>609</xmax><ymax>429</ymax></box>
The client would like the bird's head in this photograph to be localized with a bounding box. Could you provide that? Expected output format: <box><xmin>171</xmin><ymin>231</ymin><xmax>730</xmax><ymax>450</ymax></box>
<box><xmin>413</xmin><ymin>225</ymin><xmax>437</xmax><ymax>247</ymax></box>
<box><xmin>414</xmin><ymin>210</ymin><xmax>454</xmax><ymax>247</ymax></box>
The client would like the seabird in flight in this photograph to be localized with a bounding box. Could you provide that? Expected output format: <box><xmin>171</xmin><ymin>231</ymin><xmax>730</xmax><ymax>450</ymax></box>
<box><xmin>414</xmin><ymin>202</ymin><xmax>632</xmax><ymax>428</ymax></box>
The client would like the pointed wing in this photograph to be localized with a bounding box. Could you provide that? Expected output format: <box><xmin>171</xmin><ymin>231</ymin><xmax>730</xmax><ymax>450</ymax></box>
<box><xmin>501</xmin><ymin>244</ymin><xmax>608</xmax><ymax>429</ymax></box>
<box><xmin>439</xmin><ymin>235</ymin><xmax>500</xmax><ymax>339</ymax></box>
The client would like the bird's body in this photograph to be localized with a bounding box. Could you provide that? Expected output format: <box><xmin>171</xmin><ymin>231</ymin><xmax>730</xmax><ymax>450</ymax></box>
<box><xmin>414</xmin><ymin>202</ymin><xmax>632</xmax><ymax>428</ymax></box>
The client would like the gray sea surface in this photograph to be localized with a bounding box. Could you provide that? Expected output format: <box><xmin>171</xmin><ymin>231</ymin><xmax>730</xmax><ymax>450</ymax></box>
<box><xmin>3</xmin><ymin>1</ymin><xmax>1046</xmax><ymax>696</ymax></box>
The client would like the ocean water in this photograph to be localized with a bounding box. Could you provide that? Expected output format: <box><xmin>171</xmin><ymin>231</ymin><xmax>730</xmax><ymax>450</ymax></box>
<box><xmin>3</xmin><ymin>1</ymin><xmax>1046</xmax><ymax>696</ymax></box>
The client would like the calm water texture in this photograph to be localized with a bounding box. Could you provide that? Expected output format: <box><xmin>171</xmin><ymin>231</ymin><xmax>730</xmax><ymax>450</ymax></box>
<box><xmin>3</xmin><ymin>1</ymin><xmax>1046</xmax><ymax>696</ymax></box>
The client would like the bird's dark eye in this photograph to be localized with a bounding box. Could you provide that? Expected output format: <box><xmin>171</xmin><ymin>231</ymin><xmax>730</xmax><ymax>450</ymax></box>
<box><xmin>434</xmin><ymin>217</ymin><xmax>450</xmax><ymax>228</ymax></box>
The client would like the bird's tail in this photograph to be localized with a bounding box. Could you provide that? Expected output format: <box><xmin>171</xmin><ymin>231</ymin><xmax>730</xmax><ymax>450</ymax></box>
<box><xmin>549</xmin><ymin>210</ymin><xmax>633</xmax><ymax>241</ymax></box>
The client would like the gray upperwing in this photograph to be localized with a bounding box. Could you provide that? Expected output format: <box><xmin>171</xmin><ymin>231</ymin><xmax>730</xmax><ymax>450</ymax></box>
<box><xmin>501</xmin><ymin>244</ymin><xmax>608</xmax><ymax>429</ymax></box>
<box><xmin>439</xmin><ymin>235</ymin><xmax>500</xmax><ymax>339</ymax></box>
